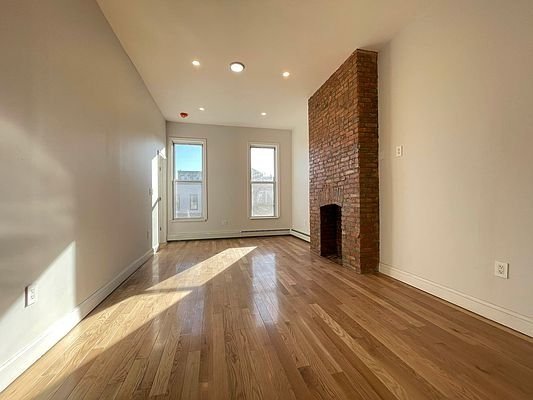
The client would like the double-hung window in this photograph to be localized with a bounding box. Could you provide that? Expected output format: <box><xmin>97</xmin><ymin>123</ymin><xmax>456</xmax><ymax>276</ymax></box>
<box><xmin>171</xmin><ymin>138</ymin><xmax>206</xmax><ymax>220</ymax></box>
<box><xmin>249</xmin><ymin>144</ymin><xmax>278</xmax><ymax>218</ymax></box>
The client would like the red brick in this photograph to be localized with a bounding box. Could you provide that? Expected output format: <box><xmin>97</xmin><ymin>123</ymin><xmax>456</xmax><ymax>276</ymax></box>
<box><xmin>308</xmin><ymin>49</ymin><xmax>379</xmax><ymax>274</ymax></box>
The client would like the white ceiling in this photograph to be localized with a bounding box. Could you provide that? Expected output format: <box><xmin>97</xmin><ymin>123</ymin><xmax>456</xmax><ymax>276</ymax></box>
<box><xmin>97</xmin><ymin>0</ymin><xmax>429</xmax><ymax>130</ymax></box>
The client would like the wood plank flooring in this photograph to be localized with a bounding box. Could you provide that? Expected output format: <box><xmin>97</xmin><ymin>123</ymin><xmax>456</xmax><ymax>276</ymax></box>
<box><xmin>2</xmin><ymin>236</ymin><xmax>532</xmax><ymax>399</ymax></box>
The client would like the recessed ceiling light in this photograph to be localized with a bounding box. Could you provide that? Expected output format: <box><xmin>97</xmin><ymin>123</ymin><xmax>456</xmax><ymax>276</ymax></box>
<box><xmin>198</xmin><ymin>107</ymin><xmax>205</xmax><ymax>111</ymax></box>
<box><xmin>261</xmin><ymin>112</ymin><xmax>267</xmax><ymax>116</ymax></box>
<box><xmin>192</xmin><ymin>60</ymin><xmax>201</xmax><ymax>66</ymax></box>
<box><xmin>230</xmin><ymin>62</ymin><xmax>245</xmax><ymax>73</ymax></box>
<box><xmin>282</xmin><ymin>71</ymin><xmax>290</xmax><ymax>78</ymax></box>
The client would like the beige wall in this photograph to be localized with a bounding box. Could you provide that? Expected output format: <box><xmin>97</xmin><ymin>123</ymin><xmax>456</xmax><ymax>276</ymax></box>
<box><xmin>0</xmin><ymin>0</ymin><xmax>165</xmax><ymax>385</ymax></box>
<box><xmin>291</xmin><ymin>112</ymin><xmax>310</xmax><ymax>236</ymax></box>
<box><xmin>167</xmin><ymin>122</ymin><xmax>292</xmax><ymax>239</ymax></box>
<box><xmin>379</xmin><ymin>0</ymin><xmax>533</xmax><ymax>334</ymax></box>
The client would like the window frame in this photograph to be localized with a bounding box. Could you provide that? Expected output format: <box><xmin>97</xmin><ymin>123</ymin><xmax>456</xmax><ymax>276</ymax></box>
<box><xmin>248</xmin><ymin>142</ymin><xmax>279</xmax><ymax>219</ymax></box>
<box><xmin>169</xmin><ymin>137</ymin><xmax>207</xmax><ymax>222</ymax></box>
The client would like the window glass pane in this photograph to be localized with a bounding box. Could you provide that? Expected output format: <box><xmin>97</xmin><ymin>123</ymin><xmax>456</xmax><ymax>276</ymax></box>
<box><xmin>250</xmin><ymin>147</ymin><xmax>275</xmax><ymax>182</ymax></box>
<box><xmin>251</xmin><ymin>183</ymin><xmax>274</xmax><ymax>217</ymax></box>
<box><xmin>189</xmin><ymin>194</ymin><xmax>199</xmax><ymax>210</ymax></box>
<box><xmin>174</xmin><ymin>144</ymin><xmax>202</xmax><ymax>181</ymax></box>
<box><xmin>174</xmin><ymin>182</ymin><xmax>202</xmax><ymax>219</ymax></box>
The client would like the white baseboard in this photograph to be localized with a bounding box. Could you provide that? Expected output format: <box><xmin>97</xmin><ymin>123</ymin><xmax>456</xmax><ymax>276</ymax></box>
<box><xmin>290</xmin><ymin>229</ymin><xmax>310</xmax><ymax>242</ymax></box>
<box><xmin>0</xmin><ymin>249</ymin><xmax>154</xmax><ymax>393</ymax></box>
<box><xmin>167</xmin><ymin>229</ymin><xmax>291</xmax><ymax>241</ymax></box>
<box><xmin>379</xmin><ymin>263</ymin><xmax>533</xmax><ymax>337</ymax></box>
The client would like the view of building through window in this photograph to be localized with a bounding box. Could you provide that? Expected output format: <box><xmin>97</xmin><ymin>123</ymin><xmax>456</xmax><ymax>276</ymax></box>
<box><xmin>173</xmin><ymin>142</ymin><xmax>204</xmax><ymax>219</ymax></box>
<box><xmin>190</xmin><ymin>193</ymin><xmax>199</xmax><ymax>210</ymax></box>
<box><xmin>250</xmin><ymin>145</ymin><xmax>277</xmax><ymax>217</ymax></box>
<box><xmin>172</xmin><ymin>140</ymin><xmax>278</xmax><ymax>220</ymax></box>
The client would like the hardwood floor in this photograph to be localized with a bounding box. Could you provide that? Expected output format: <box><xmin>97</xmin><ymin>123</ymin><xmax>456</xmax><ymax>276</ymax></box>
<box><xmin>3</xmin><ymin>236</ymin><xmax>532</xmax><ymax>399</ymax></box>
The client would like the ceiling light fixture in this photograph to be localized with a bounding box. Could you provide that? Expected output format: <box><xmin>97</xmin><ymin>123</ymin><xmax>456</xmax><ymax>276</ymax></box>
<box><xmin>192</xmin><ymin>60</ymin><xmax>201</xmax><ymax>66</ymax></box>
<box><xmin>230</xmin><ymin>62</ymin><xmax>245</xmax><ymax>73</ymax></box>
<box><xmin>199</xmin><ymin>107</ymin><xmax>205</xmax><ymax>111</ymax></box>
<box><xmin>282</xmin><ymin>71</ymin><xmax>290</xmax><ymax>78</ymax></box>
<box><xmin>261</xmin><ymin>112</ymin><xmax>267</xmax><ymax>116</ymax></box>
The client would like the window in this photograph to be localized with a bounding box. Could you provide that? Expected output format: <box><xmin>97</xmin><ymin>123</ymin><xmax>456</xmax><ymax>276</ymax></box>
<box><xmin>171</xmin><ymin>138</ymin><xmax>206</xmax><ymax>220</ymax></box>
<box><xmin>189</xmin><ymin>194</ymin><xmax>199</xmax><ymax>211</ymax></box>
<box><xmin>249</xmin><ymin>144</ymin><xmax>278</xmax><ymax>218</ymax></box>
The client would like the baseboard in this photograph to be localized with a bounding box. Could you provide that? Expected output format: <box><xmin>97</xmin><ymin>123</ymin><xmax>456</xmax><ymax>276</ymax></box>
<box><xmin>0</xmin><ymin>249</ymin><xmax>154</xmax><ymax>393</ymax></box>
<box><xmin>290</xmin><ymin>229</ymin><xmax>310</xmax><ymax>242</ymax></box>
<box><xmin>379</xmin><ymin>263</ymin><xmax>533</xmax><ymax>337</ymax></box>
<box><xmin>167</xmin><ymin>229</ymin><xmax>291</xmax><ymax>241</ymax></box>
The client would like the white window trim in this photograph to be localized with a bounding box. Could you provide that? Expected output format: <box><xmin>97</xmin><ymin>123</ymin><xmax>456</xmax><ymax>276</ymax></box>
<box><xmin>248</xmin><ymin>142</ymin><xmax>280</xmax><ymax>219</ymax></box>
<box><xmin>168</xmin><ymin>137</ymin><xmax>207</xmax><ymax>222</ymax></box>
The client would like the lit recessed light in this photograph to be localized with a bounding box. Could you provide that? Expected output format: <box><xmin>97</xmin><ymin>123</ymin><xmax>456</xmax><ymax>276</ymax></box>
<box><xmin>199</xmin><ymin>107</ymin><xmax>205</xmax><ymax>111</ymax></box>
<box><xmin>230</xmin><ymin>62</ymin><xmax>245</xmax><ymax>73</ymax></box>
<box><xmin>192</xmin><ymin>60</ymin><xmax>201</xmax><ymax>66</ymax></box>
<box><xmin>282</xmin><ymin>71</ymin><xmax>290</xmax><ymax>78</ymax></box>
<box><xmin>260</xmin><ymin>112</ymin><xmax>267</xmax><ymax>116</ymax></box>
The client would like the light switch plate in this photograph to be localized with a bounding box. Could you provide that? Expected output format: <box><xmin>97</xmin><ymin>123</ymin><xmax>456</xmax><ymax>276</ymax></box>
<box><xmin>25</xmin><ymin>284</ymin><xmax>37</xmax><ymax>307</ymax></box>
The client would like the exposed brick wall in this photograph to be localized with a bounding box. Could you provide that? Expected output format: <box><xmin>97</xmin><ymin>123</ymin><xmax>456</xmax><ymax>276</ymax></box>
<box><xmin>308</xmin><ymin>49</ymin><xmax>379</xmax><ymax>274</ymax></box>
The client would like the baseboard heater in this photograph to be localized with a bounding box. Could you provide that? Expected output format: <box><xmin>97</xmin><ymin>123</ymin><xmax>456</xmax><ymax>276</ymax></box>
<box><xmin>240</xmin><ymin>229</ymin><xmax>290</xmax><ymax>233</ymax></box>
<box><xmin>167</xmin><ymin>229</ymin><xmax>291</xmax><ymax>241</ymax></box>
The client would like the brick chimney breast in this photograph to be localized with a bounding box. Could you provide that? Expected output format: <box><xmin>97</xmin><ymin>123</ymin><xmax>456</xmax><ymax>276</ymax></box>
<box><xmin>308</xmin><ymin>49</ymin><xmax>379</xmax><ymax>274</ymax></box>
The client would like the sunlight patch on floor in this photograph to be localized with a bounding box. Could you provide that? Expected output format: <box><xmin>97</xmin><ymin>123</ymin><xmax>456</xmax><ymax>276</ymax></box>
<box><xmin>11</xmin><ymin>245</ymin><xmax>258</xmax><ymax>400</ymax></box>
<box><xmin>96</xmin><ymin>246</ymin><xmax>257</xmax><ymax>354</ymax></box>
<box><xmin>147</xmin><ymin>246</ymin><xmax>256</xmax><ymax>292</ymax></box>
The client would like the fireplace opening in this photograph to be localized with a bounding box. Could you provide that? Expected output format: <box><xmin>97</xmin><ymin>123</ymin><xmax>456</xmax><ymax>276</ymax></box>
<box><xmin>320</xmin><ymin>204</ymin><xmax>342</xmax><ymax>264</ymax></box>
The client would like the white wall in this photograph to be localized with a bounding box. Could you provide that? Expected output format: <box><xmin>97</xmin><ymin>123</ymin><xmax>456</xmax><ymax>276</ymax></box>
<box><xmin>291</xmin><ymin>111</ymin><xmax>310</xmax><ymax>237</ymax></box>
<box><xmin>166</xmin><ymin>122</ymin><xmax>292</xmax><ymax>240</ymax></box>
<box><xmin>0</xmin><ymin>0</ymin><xmax>165</xmax><ymax>388</ymax></box>
<box><xmin>379</xmin><ymin>0</ymin><xmax>533</xmax><ymax>335</ymax></box>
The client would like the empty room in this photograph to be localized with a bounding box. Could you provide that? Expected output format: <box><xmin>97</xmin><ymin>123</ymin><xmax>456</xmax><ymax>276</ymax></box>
<box><xmin>1</xmin><ymin>0</ymin><xmax>532</xmax><ymax>399</ymax></box>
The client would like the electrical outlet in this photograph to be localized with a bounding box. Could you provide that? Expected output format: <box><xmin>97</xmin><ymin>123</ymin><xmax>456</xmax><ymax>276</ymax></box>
<box><xmin>25</xmin><ymin>284</ymin><xmax>37</xmax><ymax>307</ymax></box>
<box><xmin>395</xmin><ymin>145</ymin><xmax>403</xmax><ymax>157</ymax></box>
<box><xmin>494</xmin><ymin>261</ymin><xmax>509</xmax><ymax>279</ymax></box>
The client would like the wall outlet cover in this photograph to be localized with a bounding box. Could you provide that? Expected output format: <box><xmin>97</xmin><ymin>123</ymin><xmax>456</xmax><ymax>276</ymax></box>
<box><xmin>494</xmin><ymin>261</ymin><xmax>509</xmax><ymax>279</ymax></box>
<box><xmin>395</xmin><ymin>145</ymin><xmax>403</xmax><ymax>157</ymax></box>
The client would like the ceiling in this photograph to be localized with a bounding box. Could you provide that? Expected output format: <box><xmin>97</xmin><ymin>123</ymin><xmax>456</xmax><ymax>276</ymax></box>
<box><xmin>97</xmin><ymin>0</ymin><xmax>429</xmax><ymax>130</ymax></box>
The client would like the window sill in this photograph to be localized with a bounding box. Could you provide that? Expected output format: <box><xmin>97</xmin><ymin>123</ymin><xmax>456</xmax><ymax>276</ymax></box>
<box><xmin>249</xmin><ymin>216</ymin><xmax>279</xmax><ymax>220</ymax></box>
